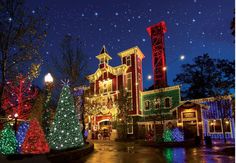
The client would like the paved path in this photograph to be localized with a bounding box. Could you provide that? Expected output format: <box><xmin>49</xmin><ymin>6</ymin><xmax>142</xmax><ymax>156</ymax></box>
<box><xmin>77</xmin><ymin>140</ymin><xmax>235</xmax><ymax>163</ymax></box>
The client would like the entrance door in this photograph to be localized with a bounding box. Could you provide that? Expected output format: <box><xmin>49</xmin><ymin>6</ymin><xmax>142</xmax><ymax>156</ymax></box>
<box><xmin>183</xmin><ymin>121</ymin><xmax>197</xmax><ymax>140</ymax></box>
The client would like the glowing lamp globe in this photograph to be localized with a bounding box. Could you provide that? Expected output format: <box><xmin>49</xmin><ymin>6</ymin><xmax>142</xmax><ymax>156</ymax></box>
<box><xmin>44</xmin><ymin>73</ymin><xmax>53</xmax><ymax>84</ymax></box>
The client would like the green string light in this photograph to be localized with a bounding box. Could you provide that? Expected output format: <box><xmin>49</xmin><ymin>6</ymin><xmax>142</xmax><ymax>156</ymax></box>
<box><xmin>48</xmin><ymin>85</ymin><xmax>84</xmax><ymax>150</ymax></box>
<box><xmin>0</xmin><ymin>124</ymin><xmax>17</xmax><ymax>155</ymax></box>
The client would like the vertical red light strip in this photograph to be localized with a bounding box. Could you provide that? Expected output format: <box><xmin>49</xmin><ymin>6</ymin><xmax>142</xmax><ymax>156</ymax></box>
<box><xmin>147</xmin><ymin>21</ymin><xmax>168</xmax><ymax>89</ymax></box>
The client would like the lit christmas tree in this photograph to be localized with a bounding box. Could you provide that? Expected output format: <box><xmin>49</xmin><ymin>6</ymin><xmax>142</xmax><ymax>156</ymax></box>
<box><xmin>172</xmin><ymin>128</ymin><xmax>184</xmax><ymax>142</ymax></box>
<box><xmin>16</xmin><ymin>122</ymin><xmax>30</xmax><ymax>153</ymax></box>
<box><xmin>0</xmin><ymin>124</ymin><xmax>17</xmax><ymax>155</ymax></box>
<box><xmin>48</xmin><ymin>84</ymin><xmax>84</xmax><ymax>150</ymax></box>
<box><xmin>163</xmin><ymin>129</ymin><xmax>173</xmax><ymax>142</ymax></box>
<box><xmin>21</xmin><ymin>119</ymin><xmax>50</xmax><ymax>154</ymax></box>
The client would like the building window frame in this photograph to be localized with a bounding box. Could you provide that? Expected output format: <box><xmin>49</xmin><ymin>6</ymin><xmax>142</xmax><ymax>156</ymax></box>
<box><xmin>164</xmin><ymin>97</ymin><xmax>172</xmax><ymax>108</ymax></box>
<box><xmin>208</xmin><ymin>119</ymin><xmax>231</xmax><ymax>134</ymax></box>
<box><xmin>127</xmin><ymin>117</ymin><xmax>133</xmax><ymax>134</ymax></box>
<box><xmin>126</xmin><ymin>56</ymin><xmax>131</xmax><ymax>66</ymax></box>
<box><xmin>99</xmin><ymin>79</ymin><xmax>112</xmax><ymax>94</ymax></box>
<box><xmin>144</xmin><ymin>100</ymin><xmax>150</xmax><ymax>111</ymax></box>
<box><xmin>153</xmin><ymin>98</ymin><xmax>161</xmax><ymax>110</ymax></box>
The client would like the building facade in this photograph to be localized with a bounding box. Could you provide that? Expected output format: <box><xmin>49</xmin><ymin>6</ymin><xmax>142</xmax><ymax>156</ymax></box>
<box><xmin>84</xmin><ymin>46</ymin><xmax>235</xmax><ymax>140</ymax></box>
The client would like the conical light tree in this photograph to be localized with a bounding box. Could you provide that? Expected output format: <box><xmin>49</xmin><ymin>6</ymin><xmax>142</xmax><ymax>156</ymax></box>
<box><xmin>0</xmin><ymin>124</ymin><xmax>17</xmax><ymax>155</ymax></box>
<box><xmin>16</xmin><ymin>121</ymin><xmax>30</xmax><ymax>153</ymax></box>
<box><xmin>48</xmin><ymin>84</ymin><xmax>84</xmax><ymax>150</ymax></box>
<box><xmin>21</xmin><ymin>118</ymin><xmax>50</xmax><ymax>154</ymax></box>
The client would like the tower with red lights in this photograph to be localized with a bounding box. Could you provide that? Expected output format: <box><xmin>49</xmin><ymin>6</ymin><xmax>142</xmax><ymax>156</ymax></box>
<box><xmin>147</xmin><ymin>21</ymin><xmax>168</xmax><ymax>89</ymax></box>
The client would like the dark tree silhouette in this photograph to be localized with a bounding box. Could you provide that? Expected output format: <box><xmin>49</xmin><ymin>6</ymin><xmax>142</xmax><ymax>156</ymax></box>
<box><xmin>173</xmin><ymin>54</ymin><xmax>234</xmax><ymax>100</ymax></box>
<box><xmin>51</xmin><ymin>34</ymin><xmax>88</xmax><ymax>90</ymax></box>
<box><xmin>0</xmin><ymin>0</ymin><xmax>47</xmax><ymax>115</ymax></box>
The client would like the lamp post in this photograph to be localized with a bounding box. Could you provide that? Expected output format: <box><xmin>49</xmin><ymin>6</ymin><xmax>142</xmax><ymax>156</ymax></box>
<box><xmin>42</xmin><ymin>73</ymin><xmax>54</xmax><ymax>136</ymax></box>
<box><xmin>14</xmin><ymin>113</ymin><xmax>18</xmax><ymax>135</ymax></box>
<box><xmin>44</xmin><ymin>73</ymin><xmax>54</xmax><ymax>88</ymax></box>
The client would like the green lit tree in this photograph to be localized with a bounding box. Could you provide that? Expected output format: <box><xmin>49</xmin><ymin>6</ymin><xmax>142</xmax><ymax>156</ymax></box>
<box><xmin>163</xmin><ymin>129</ymin><xmax>173</xmax><ymax>142</ymax></box>
<box><xmin>0</xmin><ymin>124</ymin><xmax>17</xmax><ymax>154</ymax></box>
<box><xmin>48</xmin><ymin>84</ymin><xmax>84</xmax><ymax>150</ymax></box>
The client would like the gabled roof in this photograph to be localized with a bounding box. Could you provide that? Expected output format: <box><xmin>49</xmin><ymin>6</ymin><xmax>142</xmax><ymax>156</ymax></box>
<box><xmin>170</xmin><ymin>100</ymin><xmax>209</xmax><ymax>113</ymax></box>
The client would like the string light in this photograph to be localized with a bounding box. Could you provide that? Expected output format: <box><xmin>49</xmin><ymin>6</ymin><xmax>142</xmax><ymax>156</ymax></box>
<box><xmin>48</xmin><ymin>84</ymin><xmax>84</xmax><ymax>150</ymax></box>
<box><xmin>21</xmin><ymin>119</ymin><xmax>50</xmax><ymax>154</ymax></box>
<box><xmin>0</xmin><ymin>124</ymin><xmax>17</xmax><ymax>155</ymax></box>
<box><xmin>16</xmin><ymin>122</ymin><xmax>30</xmax><ymax>153</ymax></box>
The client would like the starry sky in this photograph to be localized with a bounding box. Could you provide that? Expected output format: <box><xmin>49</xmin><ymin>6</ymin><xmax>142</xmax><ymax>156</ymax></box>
<box><xmin>27</xmin><ymin>0</ymin><xmax>235</xmax><ymax>89</ymax></box>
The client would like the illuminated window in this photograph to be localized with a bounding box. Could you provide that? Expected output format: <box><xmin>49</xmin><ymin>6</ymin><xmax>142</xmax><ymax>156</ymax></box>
<box><xmin>154</xmin><ymin>98</ymin><xmax>161</xmax><ymax>109</ymax></box>
<box><xmin>145</xmin><ymin>101</ymin><xmax>150</xmax><ymax>110</ymax></box>
<box><xmin>126</xmin><ymin>73</ymin><xmax>132</xmax><ymax>91</ymax></box>
<box><xmin>99</xmin><ymin>79</ymin><xmax>112</xmax><ymax>94</ymax></box>
<box><xmin>208</xmin><ymin>120</ymin><xmax>222</xmax><ymax>133</ymax></box>
<box><xmin>164</xmin><ymin>97</ymin><xmax>172</xmax><ymax>108</ymax></box>
<box><xmin>224</xmin><ymin>120</ymin><xmax>231</xmax><ymax>132</ymax></box>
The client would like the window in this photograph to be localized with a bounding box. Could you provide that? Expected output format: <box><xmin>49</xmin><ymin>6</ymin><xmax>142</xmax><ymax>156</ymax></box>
<box><xmin>126</xmin><ymin>56</ymin><xmax>131</xmax><ymax>66</ymax></box>
<box><xmin>126</xmin><ymin>73</ymin><xmax>132</xmax><ymax>91</ymax></box>
<box><xmin>127</xmin><ymin>117</ymin><xmax>133</xmax><ymax>134</ymax></box>
<box><xmin>224</xmin><ymin>120</ymin><xmax>231</xmax><ymax>132</ymax></box>
<box><xmin>164</xmin><ymin>97</ymin><xmax>172</xmax><ymax>108</ymax></box>
<box><xmin>145</xmin><ymin>101</ymin><xmax>150</xmax><ymax>110</ymax></box>
<box><xmin>208</xmin><ymin>120</ymin><xmax>222</xmax><ymax>133</ymax></box>
<box><xmin>100</xmin><ymin>58</ymin><xmax>107</xmax><ymax>64</ymax></box>
<box><xmin>154</xmin><ymin>98</ymin><xmax>160</xmax><ymax>109</ymax></box>
<box><xmin>99</xmin><ymin>79</ymin><xmax>112</xmax><ymax>94</ymax></box>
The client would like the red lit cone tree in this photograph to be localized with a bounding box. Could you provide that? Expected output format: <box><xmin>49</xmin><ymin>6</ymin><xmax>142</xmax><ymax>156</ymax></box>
<box><xmin>21</xmin><ymin>118</ymin><xmax>50</xmax><ymax>154</ymax></box>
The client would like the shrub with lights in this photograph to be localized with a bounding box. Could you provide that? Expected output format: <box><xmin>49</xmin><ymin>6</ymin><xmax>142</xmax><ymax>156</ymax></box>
<box><xmin>163</xmin><ymin>127</ymin><xmax>184</xmax><ymax>142</ymax></box>
<box><xmin>0</xmin><ymin>124</ymin><xmax>18</xmax><ymax>155</ymax></box>
<box><xmin>48</xmin><ymin>83</ymin><xmax>84</xmax><ymax>150</ymax></box>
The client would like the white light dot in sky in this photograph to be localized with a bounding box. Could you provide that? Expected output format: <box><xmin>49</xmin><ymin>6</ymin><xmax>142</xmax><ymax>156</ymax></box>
<box><xmin>115</xmin><ymin>12</ymin><xmax>119</xmax><ymax>16</ymax></box>
<box><xmin>180</xmin><ymin>55</ymin><xmax>185</xmax><ymax>60</ymax></box>
<box><xmin>142</xmin><ymin>38</ymin><xmax>146</xmax><ymax>42</ymax></box>
<box><xmin>192</xmin><ymin>18</ymin><xmax>196</xmax><ymax>22</ymax></box>
<box><xmin>147</xmin><ymin>75</ymin><xmax>152</xmax><ymax>80</ymax></box>
<box><xmin>94</xmin><ymin>12</ymin><xmax>98</xmax><ymax>16</ymax></box>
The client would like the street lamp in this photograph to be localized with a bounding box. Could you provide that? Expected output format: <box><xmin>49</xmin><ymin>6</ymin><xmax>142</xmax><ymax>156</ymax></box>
<box><xmin>14</xmin><ymin>113</ymin><xmax>18</xmax><ymax>135</ymax></box>
<box><xmin>43</xmin><ymin>73</ymin><xmax>54</xmax><ymax>136</ymax></box>
<box><xmin>44</xmin><ymin>73</ymin><xmax>53</xmax><ymax>85</ymax></box>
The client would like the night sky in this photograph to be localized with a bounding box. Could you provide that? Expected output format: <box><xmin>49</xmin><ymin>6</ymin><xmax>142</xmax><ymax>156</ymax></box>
<box><xmin>27</xmin><ymin>0</ymin><xmax>234</xmax><ymax>89</ymax></box>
